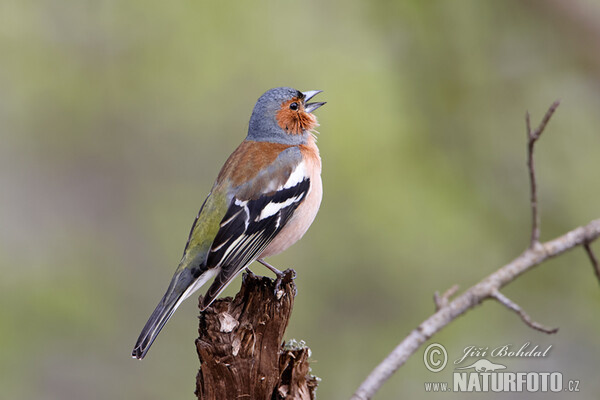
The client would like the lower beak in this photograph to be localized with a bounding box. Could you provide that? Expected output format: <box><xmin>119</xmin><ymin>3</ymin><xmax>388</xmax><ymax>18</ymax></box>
<box><xmin>302</xmin><ymin>90</ymin><xmax>326</xmax><ymax>113</ymax></box>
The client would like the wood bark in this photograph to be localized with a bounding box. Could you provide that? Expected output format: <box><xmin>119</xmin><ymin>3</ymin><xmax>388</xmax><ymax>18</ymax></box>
<box><xmin>195</xmin><ymin>269</ymin><xmax>318</xmax><ymax>400</ymax></box>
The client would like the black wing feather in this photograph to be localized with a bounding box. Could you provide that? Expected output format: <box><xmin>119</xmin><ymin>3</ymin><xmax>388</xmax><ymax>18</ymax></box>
<box><xmin>201</xmin><ymin>179</ymin><xmax>310</xmax><ymax>309</ymax></box>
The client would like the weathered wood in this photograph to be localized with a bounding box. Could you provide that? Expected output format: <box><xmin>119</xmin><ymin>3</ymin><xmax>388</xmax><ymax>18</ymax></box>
<box><xmin>195</xmin><ymin>269</ymin><xmax>318</xmax><ymax>400</ymax></box>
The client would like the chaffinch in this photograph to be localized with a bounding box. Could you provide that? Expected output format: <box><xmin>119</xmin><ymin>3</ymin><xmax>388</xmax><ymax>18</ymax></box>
<box><xmin>132</xmin><ymin>87</ymin><xmax>325</xmax><ymax>359</ymax></box>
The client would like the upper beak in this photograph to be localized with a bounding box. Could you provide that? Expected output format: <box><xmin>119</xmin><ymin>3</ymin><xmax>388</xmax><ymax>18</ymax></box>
<box><xmin>302</xmin><ymin>90</ymin><xmax>326</xmax><ymax>113</ymax></box>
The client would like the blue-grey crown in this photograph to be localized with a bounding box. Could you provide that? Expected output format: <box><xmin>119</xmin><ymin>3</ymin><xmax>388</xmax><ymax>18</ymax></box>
<box><xmin>247</xmin><ymin>87</ymin><xmax>306</xmax><ymax>145</ymax></box>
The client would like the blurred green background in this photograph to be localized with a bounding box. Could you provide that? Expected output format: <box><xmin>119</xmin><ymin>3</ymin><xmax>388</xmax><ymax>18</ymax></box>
<box><xmin>1</xmin><ymin>0</ymin><xmax>599</xmax><ymax>399</ymax></box>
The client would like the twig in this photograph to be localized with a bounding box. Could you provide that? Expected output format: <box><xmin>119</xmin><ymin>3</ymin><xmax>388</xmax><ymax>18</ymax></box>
<box><xmin>434</xmin><ymin>284</ymin><xmax>459</xmax><ymax>311</ymax></box>
<box><xmin>490</xmin><ymin>290</ymin><xmax>558</xmax><ymax>334</ymax></box>
<box><xmin>526</xmin><ymin>100</ymin><xmax>560</xmax><ymax>248</ymax></box>
<box><xmin>584</xmin><ymin>241</ymin><xmax>600</xmax><ymax>285</ymax></box>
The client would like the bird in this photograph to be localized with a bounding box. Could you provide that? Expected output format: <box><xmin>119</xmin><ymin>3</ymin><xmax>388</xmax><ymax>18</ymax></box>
<box><xmin>132</xmin><ymin>87</ymin><xmax>325</xmax><ymax>360</ymax></box>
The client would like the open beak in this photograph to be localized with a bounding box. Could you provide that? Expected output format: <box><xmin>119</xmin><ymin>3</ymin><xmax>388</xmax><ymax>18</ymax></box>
<box><xmin>302</xmin><ymin>90</ymin><xmax>326</xmax><ymax>113</ymax></box>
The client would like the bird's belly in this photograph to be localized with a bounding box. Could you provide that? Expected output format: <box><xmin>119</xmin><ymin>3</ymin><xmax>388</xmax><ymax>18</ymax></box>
<box><xmin>259</xmin><ymin>173</ymin><xmax>322</xmax><ymax>258</ymax></box>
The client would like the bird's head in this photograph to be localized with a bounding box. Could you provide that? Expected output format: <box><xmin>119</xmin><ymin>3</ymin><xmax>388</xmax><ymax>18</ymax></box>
<box><xmin>247</xmin><ymin>87</ymin><xmax>325</xmax><ymax>144</ymax></box>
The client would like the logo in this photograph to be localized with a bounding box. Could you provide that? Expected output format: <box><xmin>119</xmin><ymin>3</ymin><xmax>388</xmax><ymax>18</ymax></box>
<box><xmin>454</xmin><ymin>359</ymin><xmax>506</xmax><ymax>372</ymax></box>
<box><xmin>422</xmin><ymin>342</ymin><xmax>581</xmax><ymax>393</ymax></box>
<box><xmin>423</xmin><ymin>343</ymin><xmax>447</xmax><ymax>372</ymax></box>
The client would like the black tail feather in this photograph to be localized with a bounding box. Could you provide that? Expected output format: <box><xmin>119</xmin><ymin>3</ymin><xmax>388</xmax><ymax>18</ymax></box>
<box><xmin>131</xmin><ymin>291</ymin><xmax>183</xmax><ymax>360</ymax></box>
<box><xmin>131</xmin><ymin>267</ymin><xmax>206</xmax><ymax>360</ymax></box>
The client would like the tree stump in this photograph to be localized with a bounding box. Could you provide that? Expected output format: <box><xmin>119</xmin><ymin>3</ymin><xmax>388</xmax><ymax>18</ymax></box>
<box><xmin>195</xmin><ymin>269</ymin><xmax>319</xmax><ymax>400</ymax></box>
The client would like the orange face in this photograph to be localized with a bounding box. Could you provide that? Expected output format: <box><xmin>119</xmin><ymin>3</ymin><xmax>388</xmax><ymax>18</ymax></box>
<box><xmin>275</xmin><ymin>97</ymin><xmax>318</xmax><ymax>135</ymax></box>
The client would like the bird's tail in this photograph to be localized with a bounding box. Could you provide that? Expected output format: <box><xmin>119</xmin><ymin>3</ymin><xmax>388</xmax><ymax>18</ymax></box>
<box><xmin>131</xmin><ymin>267</ymin><xmax>219</xmax><ymax>360</ymax></box>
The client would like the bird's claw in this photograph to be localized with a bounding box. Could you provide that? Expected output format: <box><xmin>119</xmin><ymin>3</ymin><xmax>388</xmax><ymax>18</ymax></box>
<box><xmin>273</xmin><ymin>271</ymin><xmax>286</xmax><ymax>299</ymax></box>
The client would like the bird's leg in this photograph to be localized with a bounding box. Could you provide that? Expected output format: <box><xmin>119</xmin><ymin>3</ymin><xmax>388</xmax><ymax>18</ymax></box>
<box><xmin>257</xmin><ymin>258</ymin><xmax>284</xmax><ymax>276</ymax></box>
<box><xmin>257</xmin><ymin>258</ymin><xmax>285</xmax><ymax>295</ymax></box>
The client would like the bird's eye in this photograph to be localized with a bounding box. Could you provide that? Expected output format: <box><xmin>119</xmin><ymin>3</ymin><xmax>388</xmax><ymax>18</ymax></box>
<box><xmin>289</xmin><ymin>102</ymin><xmax>298</xmax><ymax>111</ymax></box>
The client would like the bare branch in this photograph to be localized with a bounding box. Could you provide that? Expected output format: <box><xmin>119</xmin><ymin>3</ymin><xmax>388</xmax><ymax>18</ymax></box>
<box><xmin>349</xmin><ymin>102</ymin><xmax>600</xmax><ymax>400</ymax></box>
<box><xmin>434</xmin><ymin>284</ymin><xmax>459</xmax><ymax>311</ymax></box>
<box><xmin>528</xmin><ymin>101</ymin><xmax>560</xmax><ymax>141</ymax></box>
<box><xmin>490</xmin><ymin>290</ymin><xmax>558</xmax><ymax>334</ymax></box>
<box><xmin>526</xmin><ymin>100</ymin><xmax>560</xmax><ymax>248</ymax></box>
<box><xmin>584</xmin><ymin>240</ymin><xmax>600</xmax><ymax>285</ymax></box>
<box><xmin>350</xmin><ymin>219</ymin><xmax>600</xmax><ymax>400</ymax></box>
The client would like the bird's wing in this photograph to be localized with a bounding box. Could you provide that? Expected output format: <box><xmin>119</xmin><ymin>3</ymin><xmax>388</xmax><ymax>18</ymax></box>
<box><xmin>199</xmin><ymin>145</ymin><xmax>311</xmax><ymax>309</ymax></box>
